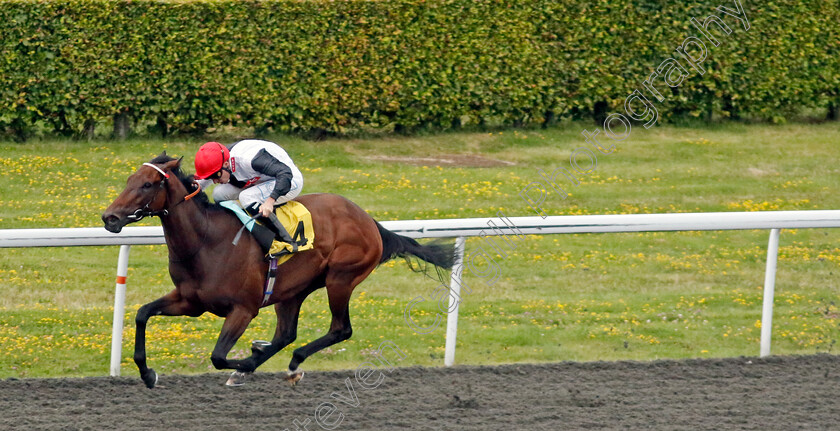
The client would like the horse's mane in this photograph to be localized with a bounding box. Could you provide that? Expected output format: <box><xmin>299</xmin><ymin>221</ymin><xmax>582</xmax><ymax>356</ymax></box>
<box><xmin>150</xmin><ymin>153</ymin><xmax>214</xmax><ymax>207</ymax></box>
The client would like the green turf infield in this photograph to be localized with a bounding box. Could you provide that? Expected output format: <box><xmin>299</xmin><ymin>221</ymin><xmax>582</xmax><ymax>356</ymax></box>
<box><xmin>1</xmin><ymin>122</ymin><xmax>838</xmax><ymax>378</ymax></box>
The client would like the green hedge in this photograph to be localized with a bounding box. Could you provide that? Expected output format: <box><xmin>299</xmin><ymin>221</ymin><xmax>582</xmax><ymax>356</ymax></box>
<box><xmin>1</xmin><ymin>0</ymin><xmax>838</xmax><ymax>139</ymax></box>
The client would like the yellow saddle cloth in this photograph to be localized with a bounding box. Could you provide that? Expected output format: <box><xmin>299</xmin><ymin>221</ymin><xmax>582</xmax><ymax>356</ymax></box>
<box><xmin>268</xmin><ymin>201</ymin><xmax>315</xmax><ymax>264</ymax></box>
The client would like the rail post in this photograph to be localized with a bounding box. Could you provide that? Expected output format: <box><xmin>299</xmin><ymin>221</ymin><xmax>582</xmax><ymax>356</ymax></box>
<box><xmin>444</xmin><ymin>237</ymin><xmax>467</xmax><ymax>367</ymax></box>
<box><xmin>110</xmin><ymin>245</ymin><xmax>131</xmax><ymax>376</ymax></box>
<box><xmin>760</xmin><ymin>229</ymin><xmax>781</xmax><ymax>357</ymax></box>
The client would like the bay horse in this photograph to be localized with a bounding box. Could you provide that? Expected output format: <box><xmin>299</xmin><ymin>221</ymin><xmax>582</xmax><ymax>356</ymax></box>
<box><xmin>101</xmin><ymin>153</ymin><xmax>453</xmax><ymax>388</ymax></box>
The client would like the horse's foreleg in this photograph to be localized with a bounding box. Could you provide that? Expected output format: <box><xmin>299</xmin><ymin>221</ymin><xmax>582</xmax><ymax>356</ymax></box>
<box><xmin>134</xmin><ymin>290</ymin><xmax>197</xmax><ymax>389</ymax></box>
<box><xmin>209</xmin><ymin>306</ymin><xmax>258</xmax><ymax>373</ymax></box>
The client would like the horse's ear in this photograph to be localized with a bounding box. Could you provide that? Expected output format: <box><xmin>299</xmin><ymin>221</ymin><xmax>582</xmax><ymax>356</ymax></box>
<box><xmin>159</xmin><ymin>150</ymin><xmax>167</xmax><ymax>158</ymax></box>
<box><xmin>161</xmin><ymin>156</ymin><xmax>181</xmax><ymax>172</ymax></box>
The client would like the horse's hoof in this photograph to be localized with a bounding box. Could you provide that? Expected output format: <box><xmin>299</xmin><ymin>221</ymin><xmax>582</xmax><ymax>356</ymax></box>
<box><xmin>284</xmin><ymin>369</ymin><xmax>304</xmax><ymax>387</ymax></box>
<box><xmin>226</xmin><ymin>371</ymin><xmax>251</xmax><ymax>387</ymax></box>
<box><xmin>141</xmin><ymin>369</ymin><xmax>158</xmax><ymax>389</ymax></box>
<box><xmin>251</xmin><ymin>340</ymin><xmax>271</xmax><ymax>353</ymax></box>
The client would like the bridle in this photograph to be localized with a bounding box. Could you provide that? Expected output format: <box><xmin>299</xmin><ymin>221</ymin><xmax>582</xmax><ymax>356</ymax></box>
<box><xmin>127</xmin><ymin>162</ymin><xmax>202</xmax><ymax>222</ymax></box>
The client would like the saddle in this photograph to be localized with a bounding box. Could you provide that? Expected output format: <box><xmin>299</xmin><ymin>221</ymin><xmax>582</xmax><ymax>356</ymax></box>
<box><xmin>220</xmin><ymin>200</ymin><xmax>314</xmax><ymax>264</ymax></box>
<box><xmin>220</xmin><ymin>200</ymin><xmax>314</xmax><ymax>306</ymax></box>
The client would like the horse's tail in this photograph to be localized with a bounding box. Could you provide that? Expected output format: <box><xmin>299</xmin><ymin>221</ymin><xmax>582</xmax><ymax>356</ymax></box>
<box><xmin>376</xmin><ymin>221</ymin><xmax>455</xmax><ymax>275</ymax></box>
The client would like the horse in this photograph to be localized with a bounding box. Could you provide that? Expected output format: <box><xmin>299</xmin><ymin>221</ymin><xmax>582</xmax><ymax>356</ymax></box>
<box><xmin>101</xmin><ymin>152</ymin><xmax>454</xmax><ymax>388</ymax></box>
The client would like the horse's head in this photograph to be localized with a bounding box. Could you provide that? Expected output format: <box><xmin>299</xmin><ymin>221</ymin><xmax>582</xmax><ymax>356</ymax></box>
<box><xmin>102</xmin><ymin>153</ymin><xmax>182</xmax><ymax>233</ymax></box>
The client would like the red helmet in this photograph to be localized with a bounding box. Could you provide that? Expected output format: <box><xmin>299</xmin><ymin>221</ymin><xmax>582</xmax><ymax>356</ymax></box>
<box><xmin>194</xmin><ymin>142</ymin><xmax>229</xmax><ymax>179</ymax></box>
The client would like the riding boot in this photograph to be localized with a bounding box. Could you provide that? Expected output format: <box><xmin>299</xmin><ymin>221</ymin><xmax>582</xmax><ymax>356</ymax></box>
<box><xmin>245</xmin><ymin>202</ymin><xmax>297</xmax><ymax>249</ymax></box>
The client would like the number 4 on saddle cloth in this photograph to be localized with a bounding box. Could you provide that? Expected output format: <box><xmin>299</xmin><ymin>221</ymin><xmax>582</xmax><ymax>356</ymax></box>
<box><xmin>219</xmin><ymin>200</ymin><xmax>315</xmax><ymax>265</ymax></box>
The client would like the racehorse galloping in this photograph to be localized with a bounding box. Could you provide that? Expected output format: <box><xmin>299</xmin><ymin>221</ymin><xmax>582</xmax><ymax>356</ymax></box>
<box><xmin>101</xmin><ymin>153</ymin><xmax>453</xmax><ymax>388</ymax></box>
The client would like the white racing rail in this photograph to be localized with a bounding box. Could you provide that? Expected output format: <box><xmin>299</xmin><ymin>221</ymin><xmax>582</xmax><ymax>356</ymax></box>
<box><xmin>2</xmin><ymin>210</ymin><xmax>840</xmax><ymax>376</ymax></box>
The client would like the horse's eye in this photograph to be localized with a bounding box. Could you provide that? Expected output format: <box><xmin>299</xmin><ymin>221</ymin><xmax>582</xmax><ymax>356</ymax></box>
<box><xmin>143</xmin><ymin>182</ymin><xmax>152</xmax><ymax>189</ymax></box>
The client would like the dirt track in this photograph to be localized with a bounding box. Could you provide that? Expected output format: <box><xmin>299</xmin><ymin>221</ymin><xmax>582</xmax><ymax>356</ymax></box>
<box><xmin>1</xmin><ymin>354</ymin><xmax>837</xmax><ymax>430</ymax></box>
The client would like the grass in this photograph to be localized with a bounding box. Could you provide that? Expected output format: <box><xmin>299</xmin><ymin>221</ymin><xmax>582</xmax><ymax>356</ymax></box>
<box><xmin>1</xmin><ymin>121</ymin><xmax>839</xmax><ymax>378</ymax></box>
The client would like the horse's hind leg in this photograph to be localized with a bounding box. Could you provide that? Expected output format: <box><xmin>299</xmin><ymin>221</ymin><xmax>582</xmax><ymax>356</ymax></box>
<box><xmin>287</xmin><ymin>274</ymin><xmax>359</xmax><ymax>375</ymax></box>
<box><xmin>209</xmin><ymin>306</ymin><xmax>259</xmax><ymax>375</ymax></box>
<box><xmin>243</xmin><ymin>296</ymin><xmax>306</xmax><ymax>370</ymax></box>
<box><xmin>135</xmin><ymin>290</ymin><xmax>199</xmax><ymax>389</ymax></box>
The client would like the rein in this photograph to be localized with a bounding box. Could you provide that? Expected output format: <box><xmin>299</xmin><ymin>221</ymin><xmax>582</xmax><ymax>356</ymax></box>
<box><xmin>127</xmin><ymin>163</ymin><xmax>202</xmax><ymax>221</ymax></box>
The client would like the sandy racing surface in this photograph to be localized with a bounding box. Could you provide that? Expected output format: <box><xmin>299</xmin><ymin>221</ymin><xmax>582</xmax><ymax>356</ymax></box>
<box><xmin>1</xmin><ymin>354</ymin><xmax>837</xmax><ymax>430</ymax></box>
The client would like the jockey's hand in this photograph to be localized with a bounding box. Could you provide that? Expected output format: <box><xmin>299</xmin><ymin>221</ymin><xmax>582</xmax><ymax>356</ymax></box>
<box><xmin>259</xmin><ymin>198</ymin><xmax>276</xmax><ymax>217</ymax></box>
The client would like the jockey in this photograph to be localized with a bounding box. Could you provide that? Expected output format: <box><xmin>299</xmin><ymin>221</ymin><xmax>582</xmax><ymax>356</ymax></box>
<box><xmin>194</xmin><ymin>140</ymin><xmax>303</xmax><ymax>218</ymax></box>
